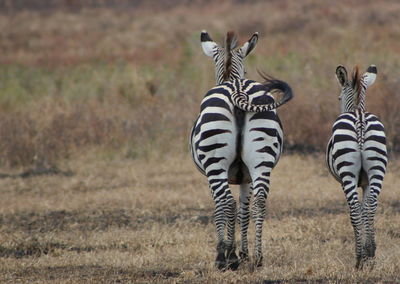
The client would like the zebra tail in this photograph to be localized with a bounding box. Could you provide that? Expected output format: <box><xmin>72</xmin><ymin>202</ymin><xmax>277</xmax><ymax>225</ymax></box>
<box><xmin>259</xmin><ymin>71</ymin><xmax>294</xmax><ymax>108</ymax></box>
<box><xmin>231</xmin><ymin>72</ymin><xmax>293</xmax><ymax>112</ymax></box>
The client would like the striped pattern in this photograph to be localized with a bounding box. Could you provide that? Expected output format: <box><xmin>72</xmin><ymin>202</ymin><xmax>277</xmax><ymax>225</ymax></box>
<box><xmin>190</xmin><ymin>31</ymin><xmax>293</xmax><ymax>269</ymax></box>
<box><xmin>326</xmin><ymin>65</ymin><xmax>387</xmax><ymax>269</ymax></box>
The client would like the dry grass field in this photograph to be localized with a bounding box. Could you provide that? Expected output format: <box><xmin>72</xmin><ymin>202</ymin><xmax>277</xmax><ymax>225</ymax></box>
<box><xmin>1</xmin><ymin>0</ymin><xmax>400</xmax><ymax>283</ymax></box>
<box><xmin>0</xmin><ymin>154</ymin><xmax>399</xmax><ymax>283</ymax></box>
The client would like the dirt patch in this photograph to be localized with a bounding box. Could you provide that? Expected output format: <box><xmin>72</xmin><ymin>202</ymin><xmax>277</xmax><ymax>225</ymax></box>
<box><xmin>4</xmin><ymin>265</ymin><xmax>181</xmax><ymax>283</ymax></box>
<box><xmin>0</xmin><ymin>240</ymin><xmax>66</xmax><ymax>258</ymax></box>
<box><xmin>0</xmin><ymin>208</ymin><xmax>213</xmax><ymax>234</ymax></box>
<box><xmin>0</xmin><ymin>209</ymin><xmax>133</xmax><ymax>233</ymax></box>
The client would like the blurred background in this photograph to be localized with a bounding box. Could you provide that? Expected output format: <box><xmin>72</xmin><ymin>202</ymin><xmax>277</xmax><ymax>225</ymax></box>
<box><xmin>1</xmin><ymin>0</ymin><xmax>400</xmax><ymax>170</ymax></box>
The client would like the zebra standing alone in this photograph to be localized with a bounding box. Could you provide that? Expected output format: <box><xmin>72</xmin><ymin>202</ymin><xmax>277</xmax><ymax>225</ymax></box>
<box><xmin>190</xmin><ymin>30</ymin><xmax>293</xmax><ymax>270</ymax></box>
<box><xmin>326</xmin><ymin>65</ymin><xmax>387</xmax><ymax>269</ymax></box>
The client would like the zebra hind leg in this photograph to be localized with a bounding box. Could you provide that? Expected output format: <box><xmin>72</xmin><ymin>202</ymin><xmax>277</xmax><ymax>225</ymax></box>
<box><xmin>212</xmin><ymin>194</ymin><xmax>227</xmax><ymax>270</ymax></box>
<box><xmin>225</xmin><ymin>195</ymin><xmax>239</xmax><ymax>270</ymax></box>
<box><xmin>362</xmin><ymin>185</ymin><xmax>380</xmax><ymax>269</ymax></box>
<box><xmin>213</xmin><ymin>197</ymin><xmax>239</xmax><ymax>271</ymax></box>
<box><xmin>238</xmin><ymin>183</ymin><xmax>251</xmax><ymax>262</ymax></box>
<box><xmin>348</xmin><ymin>201</ymin><xmax>364</xmax><ymax>269</ymax></box>
<box><xmin>252</xmin><ymin>187</ymin><xmax>268</xmax><ymax>267</ymax></box>
<box><xmin>211</xmin><ymin>183</ymin><xmax>239</xmax><ymax>270</ymax></box>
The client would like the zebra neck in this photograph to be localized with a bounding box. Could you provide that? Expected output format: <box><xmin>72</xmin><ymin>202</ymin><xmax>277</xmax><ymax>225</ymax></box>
<box><xmin>355</xmin><ymin>109</ymin><xmax>366</xmax><ymax>150</ymax></box>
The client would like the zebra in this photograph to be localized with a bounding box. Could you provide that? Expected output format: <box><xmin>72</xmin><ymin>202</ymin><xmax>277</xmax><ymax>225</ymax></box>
<box><xmin>190</xmin><ymin>30</ymin><xmax>293</xmax><ymax>270</ymax></box>
<box><xmin>326</xmin><ymin>65</ymin><xmax>387</xmax><ymax>269</ymax></box>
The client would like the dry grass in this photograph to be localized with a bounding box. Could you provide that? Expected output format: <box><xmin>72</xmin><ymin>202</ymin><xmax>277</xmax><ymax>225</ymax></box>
<box><xmin>0</xmin><ymin>154</ymin><xmax>399</xmax><ymax>283</ymax></box>
<box><xmin>1</xmin><ymin>0</ymin><xmax>400</xmax><ymax>167</ymax></box>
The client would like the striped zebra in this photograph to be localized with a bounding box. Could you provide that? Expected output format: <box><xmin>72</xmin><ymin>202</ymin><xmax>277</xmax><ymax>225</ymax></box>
<box><xmin>190</xmin><ymin>30</ymin><xmax>293</xmax><ymax>270</ymax></box>
<box><xmin>326</xmin><ymin>65</ymin><xmax>387</xmax><ymax>269</ymax></box>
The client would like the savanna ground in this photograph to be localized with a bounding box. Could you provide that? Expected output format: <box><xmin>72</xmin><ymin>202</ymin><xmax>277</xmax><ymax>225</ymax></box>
<box><xmin>0</xmin><ymin>154</ymin><xmax>399</xmax><ymax>283</ymax></box>
<box><xmin>1</xmin><ymin>0</ymin><xmax>400</xmax><ymax>283</ymax></box>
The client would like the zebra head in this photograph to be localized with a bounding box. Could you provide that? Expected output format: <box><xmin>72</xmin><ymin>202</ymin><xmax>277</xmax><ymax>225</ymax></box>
<box><xmin>335</xmin><ymin>65</ymin><xmax>377</xmax><ymax>113</ymax></box>
<box><xmin>201</xmin><ymin>30</ymin><xmax>258</xmax><ymax>84</ymax></box>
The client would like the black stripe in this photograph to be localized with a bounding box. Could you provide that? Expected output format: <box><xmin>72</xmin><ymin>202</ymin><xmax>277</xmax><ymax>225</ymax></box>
<box><xmin>200</xmin><ymin>129</ymin><xmax>231</xmax><ymax>141</ymax></box>
<box><xmin>337</xmin><ymin>114</ymin><xmax>357</xmax><ymax>123</ymax></box>
<box><xmin>207</xmin><ymin>169</ymin><xmax>226</xmax><ymax>177</ymax></box>
<box><xmin>365</xmin><ymin>135</ymin><xmax>386</xmax><ymax>144</ymax></box>
<box><xmin>209</xmin><ymin>178</ymin><xmax>227</xmax><ymax>184</ymax></box>
<box><xmin>344</xmin><ymin>185</ymin><xmax>356</xmax><ymax>195</ymax></box>
<box><xmin>254</xmin><ymin>183</ymin><xmax>269</xmax><ymax>190</ymax></box>
<box><xmin>365</xmin><ymin>147</ymin><xmax>386</xmax><ymax>156</ymax></box>
<box><xmin>255</xmin><ymin>177</ymin><xmax>269</xmax><ymax>183</ymax></box>
<box><xmin>346</xmin><ymin>191</ymin><xmax>357</xmax><ymax>201</ymax></box>
<box><xmin>194</xmin><ymin>124</ymin><xmax>201</xmax><ymax>136</ymax></box>
<box><xmin>201</xmin><ymin>112</ymin><xmax>230</xmax><ymax>123</ymax></box>
<box><xmin>340</xmin><ymin>171</ymin><xmax>356</xmax><ymax>179</ymax></box>
<box><xmin>204</xmin><ymin>87</ymin><xmax>232</xmax><ymax>99</ymax></box>
<box><xmin>367</xmin><ymin>156</ymin><xmax>387</xmax><ymax>166</ymax></box>
<box><xmin>337</xmin><ymin>161</ymin><xmax>354</xmax><ymax>170</ymax></box>
<box><xmin>214</xmin><ymin>185</ymin><xmax>228</xmax><ymax>197</ymax></box>
<box><xmin>200</xmin><ymin>97</ymin><xmax>232</xmax><ymax>113</ymax></box>
<box><xmin>369</xmin><ymin>165</ymin><xmax>385</xmax><ymax>173</ymax></box>
<box><xmin>203</xmin><ymin>157</ymin><xmax>226</xmax><ymax>169</ymax></box>
<box><xmin>210</xmin><ymin>181</ymin><xmax>223</xmax><ymax>190</ymax></box>
<box><xmin>365</xmin><ymin>115</ymin><xmax>379</xmax><ymax>122</ymax></box>
<box><xmin>256</xmin><ymin>146</ymin><xmax>276</xmax><ymax>158</ymax></box>
<box><xmin>249</xmin><ymin>111</ymin><xmax>276</xmax><ymax>121</ymax></box>
<box><xmin>343</xmin><ymin>180</ymin><xmax>352</xmax><ymax>187</ymax></box>
<box><xmin>261</xmin><ymin>171</ymin><xmax>271</xmax><ymax>177</ymax></box>
<box><xmin>255</xmin><ymin>161</ymin><xmax>274</xmax><ymax>169</ymax></box>
<box><xmin>198</xmin><ymin>143</ymin><xmax>227</xmax><ymax>152</ymax></box>
<box><xmin>370</xmin><ymin>174</ymin><xmax>384</xmax><ymax>181</ymax></box>
<box><xmin>333</xmin><ymin>148</ymin><xmax>357</xmax><ymax>160</ymax></box>
<box><xmin>333</xmin><ymin>122</ymin><xmax>355</xmax><ymax>132</ymax></box>
<box><xmin>250</xmin><ymin>127</ymin><xmax>276</xmax><ymax>136</ymax></box>
<box><xmin>241</xmin><ymin>79</ymin><xmax>253</xmax><ymax>89</ymax></box>
<box><xmin>334</xmin><ymin>134</ymin><xmax>357</xmax><ymax>143</ymax></box>
<box><xmin>366</xmin><ymin>124</ymin><xmax>384</xmax><ymax>132</ymax></box>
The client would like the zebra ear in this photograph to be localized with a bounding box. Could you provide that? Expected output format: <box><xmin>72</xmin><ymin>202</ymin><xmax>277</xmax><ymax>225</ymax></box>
<box><xmin>239</xmin><ymin>32</ymin><xmax>258</xmax><ymax>57</ymax></box>
<box><xmin>335</xmin><ymin>65</ymin><xmax>348</xmax><ymax>86</ymax></box>
<box><xmin>363</xmin><ymin>65</ymin><xmax>377</xmax><ymax>87</ymax></box>
<box><xmin>201</xmin><ymin>30</ymin><xmax>218</xmax><ymax>57</ymax></box>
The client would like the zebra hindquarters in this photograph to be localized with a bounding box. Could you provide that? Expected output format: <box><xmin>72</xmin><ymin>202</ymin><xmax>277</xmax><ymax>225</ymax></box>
<box><xmin>360</xmin><ymin>115</ymin><xmax>387</xmax><ymax>265</ymax></box>
<box><xmin>240</xmin><ymin>111</ymin><xmax>282</xmax><ymax>266</ymax></box>
<box><xmin>329</xmin><ymin>125</ymin><xmax>366</xmax><ymax>268</ymax></box>
<box><xmin>194</xmin><ymin>119</ymin><xmax>240</xmax><ymax>270</ymax></box>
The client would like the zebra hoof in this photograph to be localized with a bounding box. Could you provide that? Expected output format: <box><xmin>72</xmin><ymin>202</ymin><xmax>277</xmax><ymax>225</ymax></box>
<box><xmin>364</xmin><ymin>243</ymin><xmax>376</xmax><ymax>258</ymax></box>
<box><xmin>227</xmin><ymin>252</ymin><xmax>240</xmax><ymax>271</ymax></box>
<box><xmin>254</xmin><ymin>256</ymin><xmax>263</xmax><ymax>268</ymax></box>
<box><xmin>239</xmin><ymin>251</ymin><xmax>249</xmax><ymax>262</ymax></box>
<box><xmin>355</xmin><ymin>257</ymin><xmax>363</xmax><ymax>270</ymax></box>
<box><xmin>363</xmin><ymin>257</ymin><xmax>376</xmax><ymax>271</ymax></box>
<box><xmin>215</xmin><ymin>252</ymin><xmax>226</xmax><ymax>270</ymax></box>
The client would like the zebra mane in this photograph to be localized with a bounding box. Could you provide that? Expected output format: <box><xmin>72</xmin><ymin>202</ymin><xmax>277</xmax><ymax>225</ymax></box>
<box><xmin>351</xmin><ymin>65</ymin><xmax>362</xmax><ymax>107</ymax></box>
<box><xmin>223</xmin><ymin>31</ymin><xmax>237</xmax><ymax>81</ymax></box>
